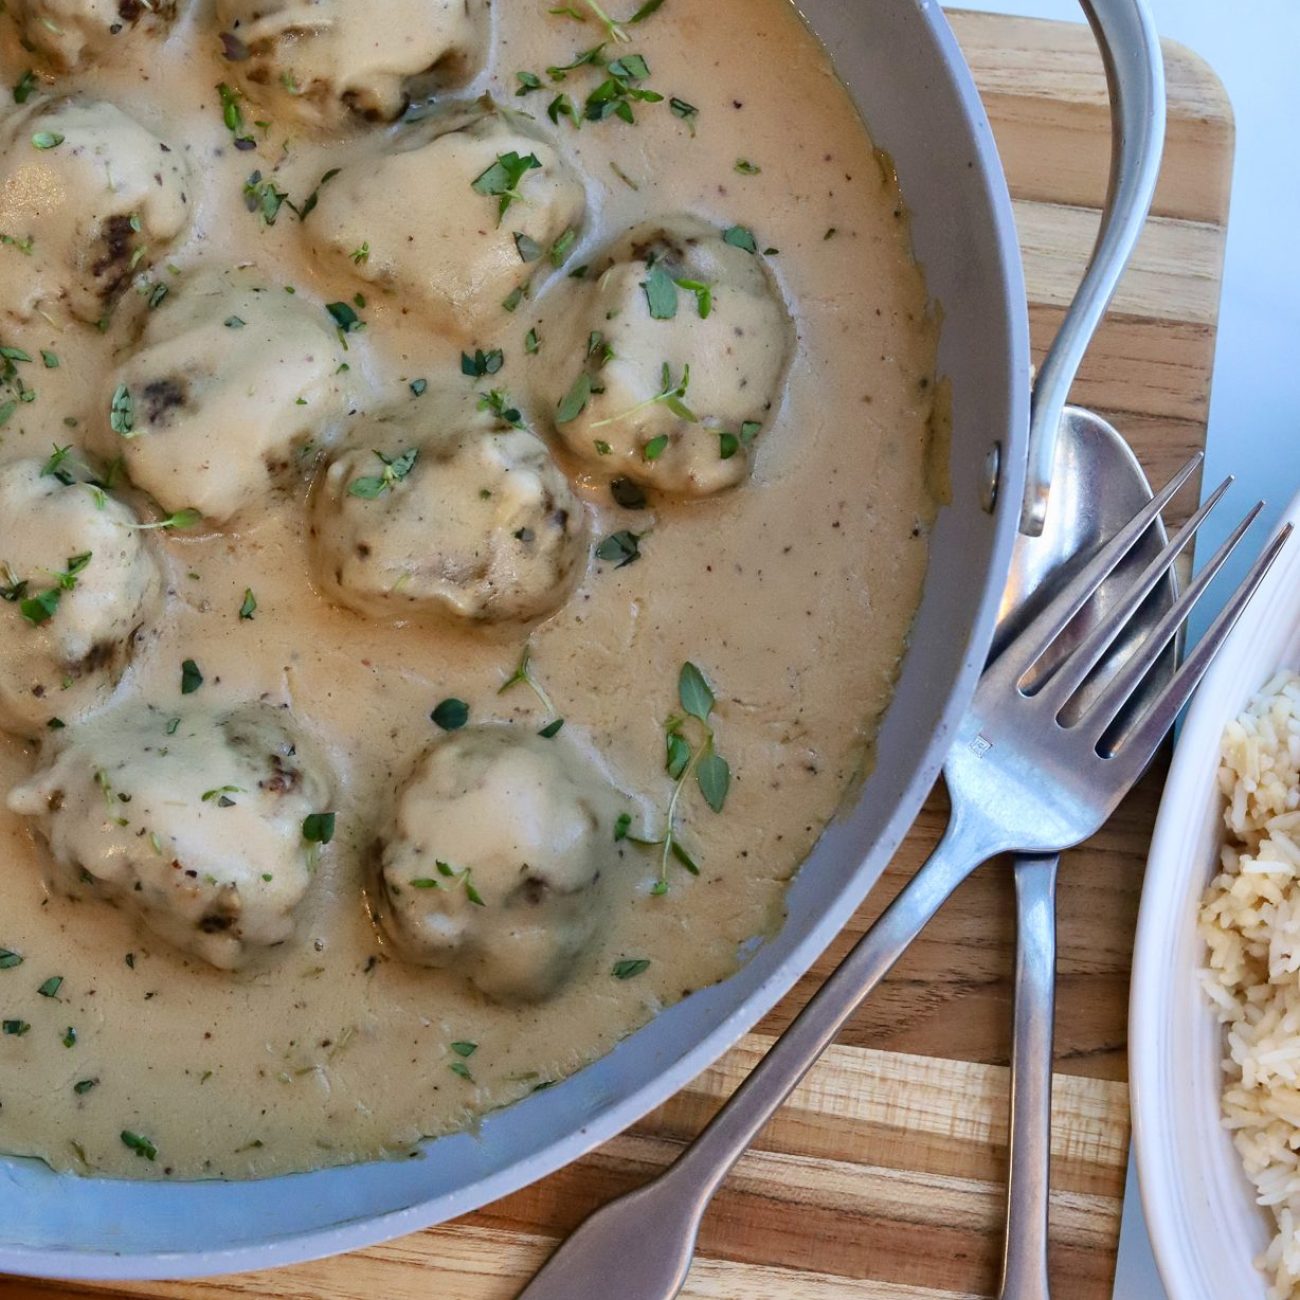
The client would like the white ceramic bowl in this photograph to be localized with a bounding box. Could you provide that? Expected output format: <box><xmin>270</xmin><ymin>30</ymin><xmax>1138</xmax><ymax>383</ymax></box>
<box><xmin>1131</xmin><ymin>492</ymin><xmax>1300</xmax><ymax>1300</ymax></box>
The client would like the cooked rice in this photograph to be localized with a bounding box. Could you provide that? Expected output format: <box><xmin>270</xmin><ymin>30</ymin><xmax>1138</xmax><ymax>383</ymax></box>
<box><xmin>1200</xmin><ymin>671</ymin><xmax>1300</xmax><ymax>1297</ymax></box>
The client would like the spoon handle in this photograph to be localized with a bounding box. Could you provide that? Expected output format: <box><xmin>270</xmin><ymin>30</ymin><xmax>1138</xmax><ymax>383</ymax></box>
<box><xmin>997</xmin><ymin>853</ymin><xmax>1059</xmax><ymax>1300</ymax></box>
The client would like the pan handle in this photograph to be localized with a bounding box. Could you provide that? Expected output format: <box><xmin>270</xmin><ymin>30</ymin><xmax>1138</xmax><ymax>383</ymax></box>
<box><xmin>1020</xmin><ymin>0</ymin><xmax>1166</xmax><ymax>535</ymax></box>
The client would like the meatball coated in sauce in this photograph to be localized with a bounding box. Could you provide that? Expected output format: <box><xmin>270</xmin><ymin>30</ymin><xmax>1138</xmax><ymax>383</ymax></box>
<box><xmin>215</xmin><ymin>0</ymin><xmax>489</xmax><ymax>133</ymax></box>
<box><xmin>377</xmin><ymin>727</ymin><xmax>621</xmax><ymax>1003</ymax></box>
<box><xmin>7</xmin><ymin>703</ymin><xmax>334</xmax><ymax>970</ymax></box>
<box><xmin>99</xmin><ymin>265</ymin><xmax>348</xmax><ymax>524</ymax></box>
<box><xmin>4</xmin><ymin>0</ymin><xmax>177</xmax><ymax>73</ymax></box>
<box><xmin>305</xmin><ymin>106</ymin><xmax>586</xmax><ymax>337</ymax></box>
<box><xmin>0</xmin><ymin>459</ymin><xmax>161</xmax><ymax>736</ymax></box>
<box><xmin>534</xmin><ymin>215</ymin><xmax>793</xmax><ymax>497</ymax></box>
<box><xmin>0</xmin><ymin>96</ymin><xmax>191</xmax><ymax>325</ymax></box>
<box><xmin>309</xmin><ymin>396</ymin><xmax>588</xmax><ymax>627</ymax></box>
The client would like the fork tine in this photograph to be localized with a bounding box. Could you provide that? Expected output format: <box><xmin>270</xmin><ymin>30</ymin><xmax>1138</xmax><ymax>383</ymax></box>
<box><xmin>1037</xmin><ymin>476</ymin><xmax>1233</xmax><ymax>711</ymax></box>
<box><xmin>1002</xmin><ymin>453</ymin><xmax>1203</xmax><ymax>678</ymax></box>
<box><xmin>1079</xmin><ymin>501</ymin><xmax>1265</xmax><ymax>740</ymax></box>
<box><xmin>1106</xmin><ymin>523</ymin><xmax>1294</xmax><ymax>776</ymax></box>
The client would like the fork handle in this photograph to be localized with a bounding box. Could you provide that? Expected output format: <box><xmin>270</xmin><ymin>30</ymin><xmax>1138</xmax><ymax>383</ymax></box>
<box><xmin>514</xmin><ymin>800</ymin><xmax>1010</xmax><ymax>1300</ymax></box>
<box><xmin>998</xmin><ymin>854</ymin><xmax>1059</xmax><ymax>1300</ymax></box>
<box><xmin>671</xmin><ymin>799</ymin><xmax>1009</xmax><ymax>1193</ymax></box>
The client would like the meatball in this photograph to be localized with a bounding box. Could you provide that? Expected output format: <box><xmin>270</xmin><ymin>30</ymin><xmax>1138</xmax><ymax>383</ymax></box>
<box><xmin>7</xmin><ymin>702</ymin><xmax>335</xmax><ymax>970</ymax></box>
<box><xmin>215</xmin><ymin>0</ymin><xmax>489</xmax><ymax>133</ymax></box>
<box><xmin>309</xmin><ymin>394</ymin><xmax>587</xmax><ymax>627</ymax></box>
<box><xmin>304</xmin><ymin>106</ymin><xmax>586</xmax><ymax>336</ymax></box>
<box><xmin>0</xmin><ymin>96</ymin><xmax>192</xmax><ymax>326</ymax></box>
<box><xmin>377</xmin><ymin>727</ymin><xmax>620</xmax><ymax>1002</ymax></box>
<box><xmin>534</xmin><ymin>215</ymin><xmax>792</xmax><ymax>497</ymax></box>
<box><xmin>99</xmin><ymin>266</ymin><xmax>349</xmax><ymax>523</ymax></box>
<box><xmin>0</xmin><ymin>458</ymin><xmax>161</xmax><ymax>736</ymax></box>
<box><xmin>5</xmin><ymin>0</ymin><xmax>178</xmax><ymax>74</ymax></box>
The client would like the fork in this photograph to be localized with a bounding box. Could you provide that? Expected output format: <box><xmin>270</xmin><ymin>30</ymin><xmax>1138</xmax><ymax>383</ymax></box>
<box><xmin>516</xmin><ymin>453</ymin><xmax>1292</xmax><ymax>1300</ymax></box>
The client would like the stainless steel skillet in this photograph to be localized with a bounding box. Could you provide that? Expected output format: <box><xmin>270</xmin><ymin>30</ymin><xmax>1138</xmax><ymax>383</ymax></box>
<box><xmin>0</xmin><ymin>0</ymin><xmax>1158</xmax><ymax>1280</ymax></box>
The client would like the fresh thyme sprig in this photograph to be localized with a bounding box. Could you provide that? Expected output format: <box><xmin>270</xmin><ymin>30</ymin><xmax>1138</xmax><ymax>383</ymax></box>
<box><xmin>619</xmin><ymin>663</ymin><xmax>731</xmax><ymax>895</ymax></box>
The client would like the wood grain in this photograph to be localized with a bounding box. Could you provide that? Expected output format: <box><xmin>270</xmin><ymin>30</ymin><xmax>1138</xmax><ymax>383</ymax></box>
<box><xmin>0</xmin><ymin>10</ymin><xmax>1233</xmax><ymax>1299</ymax></box>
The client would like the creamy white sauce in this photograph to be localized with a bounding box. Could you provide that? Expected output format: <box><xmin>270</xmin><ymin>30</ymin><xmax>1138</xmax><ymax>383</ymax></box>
<box><xmin>0</xmin><ymin>0</ymin><xmax>940</xmax><ymax>1179</ymax></box>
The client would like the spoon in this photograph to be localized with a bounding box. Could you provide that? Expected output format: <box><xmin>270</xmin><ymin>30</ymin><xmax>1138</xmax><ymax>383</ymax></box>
<box><xmin>991</xmin><ymin>405</ymin><xmax>1176</xmax><ymax>1300</ymax></box>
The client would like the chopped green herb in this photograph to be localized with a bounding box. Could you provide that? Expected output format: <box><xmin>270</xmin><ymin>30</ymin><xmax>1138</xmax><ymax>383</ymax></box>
<box><xmin>238</xmin><ymin>588</ymin><xmax>257</xmax><ymax>620</ymax></box>
<box><xmin>669</xmin><ymin>97</ymin><xmax>698</xmax><ymax>131</ymax></box>
<box><xmin>642</xmin><ymin>434</ymin><xmax>669</xmax><ymax>462</ymax></box>
<box><xmin>224</xmin><ymin>315</ymin><xmax>246</xmax><ymax>329</ymax></box>
<box><xmin>696</xmin><ymin>751</ymin><xmax>730</xmax><ymax>813</ymax></box>
<box><xmin>292</xmin><ymin>168</ymin><xmax>340</xmax><ymax>221</ymax></box>
<box><xmin>302</xmin><ymin>811</ymin><xmax>335</xmax><ymax>845</ymax></box>
<box><xmin>132</xmin><ymin>508</ymin><xmax>202</xmax><ymax>531</ymax></box>
<box><xmin>478</xmin><ymin>388</ymin><xmax>525</xmax><ymax>428</ymax></box>
<box><xmin>516</xmin><ymin>70</ymin><xmax>544</xmax><ymax>95</ymax></box>
<box><xmin>641</xmin><ymin>262</ymin><xmax>678</xmax><ymax>319</ymax></box>
<box><xmin>326</xmin><ymin>301</ymin><xmax>363</xmax><ymax>334</ymax></box>
<box><xmin>524</xmin><ymin>327</ymin><xmax>541</xmax><ymax>355</ymax></box>
<box><xmin>73</xmin><ymin>1077</ymin><xmax>97</xmax><ymax>1094</ymax></box>
<box><xmin>449</xmin><ymin>1060</ymin><xmax>474</xmax><ymax>1080</ymax></box>
<box><xmin>461</xmin><ymin>347</ymin><xmax>505</xmax><ymax>378</ymax></box>
<box><xmin>179</xmin><ymin>658</ymin><xmax>203</xmax><ymax>694</ymax></box>
<box><xmin>722</xmin><ymin>225</ymin><xmax>758</xmax><ymax>254</ymax></box>
<box><xmin>37</xmin><ymin>976</ymin><xmax>62</xmax><ymax>998</ymax></box>
<box><xmin>348</xmin><ymin>447</ymin><xmax>418</xmax><ymax>498</ymax></box>
<box><xmin>201</xmin><ymin>785</ymin><xmax>243</xmax><ymax>804</ymax></box>
<box><xmin>674</xmin><ymin>277</ymin><xmax>712</xmax><ymax>319</ymax></box>
<box><xmin>596</xmin><ymin>530</ymin><xmax>643</xmax><ymax>568</ymax></box>
<box><xmin>109</xmin><ymin>384</ymin><xmax>135</xmax><ymax>437</ymax></box>
<box><xmin>614</xmin><ymin>812</ymin><xmax>632</xmax><ymax>842</ymax></box>
<box><xmin>40</xmin><ymin>349</ymin><xmax>59</xmax><ymax>369</ymax></box>
<box><xmin>62</xmin><ymin>1026</ymin><xmax>76</xmax><ymax>1048</ymax></box>
<box><xmin>13</xmin><ymin>70</ymin><xmax>37</xmax><ymax>105</ymax></box>
<box><xmin>549</xmin><ymin>228</ymin><xmax>577</xmax><ymax>265</ymax></box>
<box><xmin>548</xmin><ymin>92</ymin><xmax>581</xmax><ymax>128</ymax></box>
<box><xmin>471</xmin><ymin>151</ymin><xmax>543</xmax><ymax>223</ymax></box>
<box><xmin>498</xmin><ymin>643</ymin><xmax>556</xmax><ymax>715</ymax></box>
<box><xmin>409</xmin><ymin>378</ymin><xmax>428</xmax><ymax>397</ymax></box>
<box><xmin>31</xmin><ymin>132</ymin><xmax>64</xmax><ymax>151</ymax></box>
<box><xmin>243</xmin><ymin>170</ymin><xmax>288</xmax><ymax>224</ymax></box>
<box><xmin>0</xmin><ymin>950</ymin><xmax>22</xmax><ymax>970</ymax></box>
<box><xmin>217</xmin><ymin>82</ymin><xmax>255</xmax><ymax>149</ymax></box>
<box><xmin>514</xmin><ymin>231</ymin><xmax>543</xmax><ymax>263</ymax></box>
<box><xmin>555</xmin><ymin>371</ymin><xmax>592</xmax><ymax>424</ymax></box>
<box><xmin>612</xmin><ymin>958</ymin><xmax>650</xmax><ymax>980</ymax></box>
<box><xmin>450</xmin><ymin>1041</ymin><xmax>478</xmax><ymax>1058</ymax></box>
<box><xmin>3</xmin><ymin>1019</ymin><xmax>31</xmax><ymax>1035</ymax></box>
<box><xmin>19</xmin><ymin>586</ymin><xmax>61</xmax><ymax>626</ymax></box>
<box><xmin>538</xmin><ymin>718</ymin><xmax>565</xmax><ymax>738</ymax></box>
<box><xmin>120</xmin><ymin>1130</ymin><xmax>157</xmax><ymax>1161</ymax></box>
<box><xmin>735</xmin><ymin>159</ymin><xmax>761</xmax><ymax>175</ymax></box>
<box><xmin>431</xmin><ymin>698</ymin><xmax>469</xmax><ymax>731</ymax></box>
<box><xmin>679</xmin><ymin>661</ymin><xmax>715</xmax><ymax>721</ymax></box>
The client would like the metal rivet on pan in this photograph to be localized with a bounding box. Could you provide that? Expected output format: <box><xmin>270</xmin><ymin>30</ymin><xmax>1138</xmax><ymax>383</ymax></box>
<box><xmin>981</xmin><ymin>443</ymin><xmax>1001</xmax><ymax>514</ymax></box>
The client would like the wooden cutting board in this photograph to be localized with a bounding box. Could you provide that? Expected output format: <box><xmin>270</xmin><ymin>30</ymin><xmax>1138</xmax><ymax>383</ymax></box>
<box><xmin>0</xmin><ymin>11</ymin><xmax>1233</xmax><ymax>1300</ymax></box>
